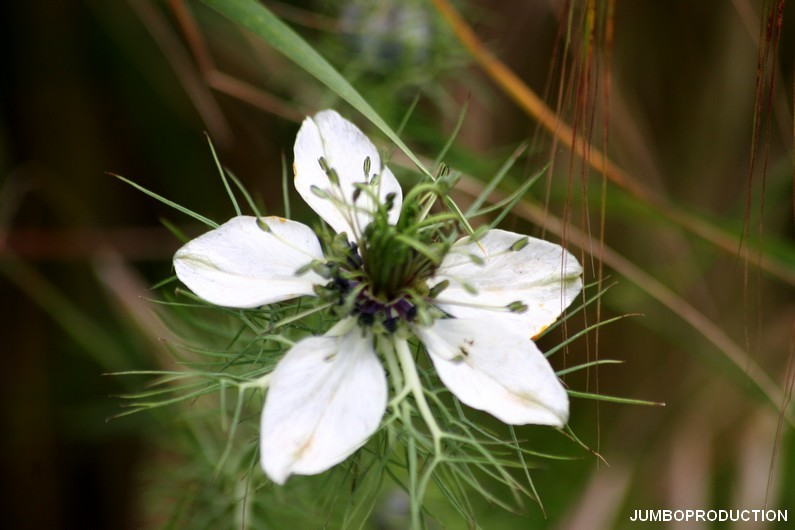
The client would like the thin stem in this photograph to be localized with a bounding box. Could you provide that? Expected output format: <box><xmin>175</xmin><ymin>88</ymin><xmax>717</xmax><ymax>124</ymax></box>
<box><xmin>380</xmin><ymin>336</ymin><xmax>409</xmax><ymax>426</ymax></box>
<box><xmin>394</xmin><ymin>338</ymin><xmax>443</xmax><ymax>455</ymax></box>
<box><xmin>258</xmin><ymin>301</ymin><xmax>334</xmax><ymax>334</ymax></box>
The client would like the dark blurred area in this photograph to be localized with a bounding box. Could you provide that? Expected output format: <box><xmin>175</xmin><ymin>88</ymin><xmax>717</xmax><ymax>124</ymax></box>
<box><xmin>0</xmin><ymin>2</ymin><xmax>237</xmax><ymax>528</ymax></box>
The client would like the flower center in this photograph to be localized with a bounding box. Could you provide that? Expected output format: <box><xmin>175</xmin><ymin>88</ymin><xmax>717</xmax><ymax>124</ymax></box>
<box><xmin>314</xmin><ymin>207</ymin><xmax>449</xmax><ymax>334</ymax></box>
<box><xmin>361</xmin><ymin>223</ymin><xmax>433</xmax><ymax>299</ymax></box>
<box><xmin>331</xmin><ymin>276</ymin><xmax>418</xmax><ymax>333</ymax></box>
<box><xmin>306</xmin><ymin>155</ymin><xmax>457</xmax><ymax>333</ymax></box>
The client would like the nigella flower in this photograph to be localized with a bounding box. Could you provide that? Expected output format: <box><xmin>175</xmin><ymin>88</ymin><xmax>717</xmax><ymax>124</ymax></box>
<box><xmin>173</xmin><ymin>110</ymin><xmax>582</xmax><ymax>484</ymax></box>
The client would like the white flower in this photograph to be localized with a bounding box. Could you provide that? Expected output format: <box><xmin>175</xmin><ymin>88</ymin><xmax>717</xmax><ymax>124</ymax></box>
<box><xmin>173</xmin><ymin>110</ymin><xmax>582</xmax><ymax>485</ymax></box>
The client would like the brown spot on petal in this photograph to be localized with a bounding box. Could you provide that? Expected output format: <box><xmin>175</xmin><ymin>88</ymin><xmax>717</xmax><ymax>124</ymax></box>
<box><xmin>532</xmin><ymin>322</ymin><xmax>553</xmax><ymax>340</ymax></box>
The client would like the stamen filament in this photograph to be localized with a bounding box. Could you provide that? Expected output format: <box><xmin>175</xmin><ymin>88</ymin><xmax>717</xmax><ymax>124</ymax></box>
<box><xmin>394</xmin><ymin>234</ymin><xmax>442</xmax><ymax>266</ymax></box>
<box><xmin>433</xmin><ymin>297</ymin><xmax>521</xmax><ymax>312</ymax></box>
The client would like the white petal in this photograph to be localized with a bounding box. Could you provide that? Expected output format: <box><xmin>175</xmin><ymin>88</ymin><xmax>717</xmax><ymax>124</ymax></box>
<box><xmin>293</xmin><ymin>110</ymin><xmax>402</xmax><ymax>239</ymax></box>
<box><xmin>260</xmin><ymin>321</ymin><xmax>387</xmax><ymax>484</ymax></box>
<box><xmin>416</xmin><ymin>318</ymin><xmax>569</xmax><ymax>426</ymax></box>
<box><xmin>433</xmin><ymin>229</ymin><xmax>582</xmax><ymax>338</ymax></box>
<box><xmin>173</xmin><ymin>216</ymin><xmax>325</xmax><ymax>308</ymax></box>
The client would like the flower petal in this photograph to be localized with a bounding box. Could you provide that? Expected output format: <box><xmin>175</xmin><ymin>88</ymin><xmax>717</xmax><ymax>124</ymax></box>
<box><xmin>432</xmin><ymin>229</ymin><xmax>582</xmax><ymax>338</ymax></box>
<box><xmin>173</xmin><ymin>216</ymin><xmax>324</xmax><ymax>308</ymax></box>
<box><xmin>415</xmin><ymin>318</ymin><xmax>569</xmax><ymax>426</ymax></box>
<box><xmin>260</xmin><ymin>321</ymin><xmax>387</xmax><ymax>484</ymax></box>
<box><xmin>293</xmin><ymin>110</ymin><xmax>402</xmax><ymax>239</ymax></box>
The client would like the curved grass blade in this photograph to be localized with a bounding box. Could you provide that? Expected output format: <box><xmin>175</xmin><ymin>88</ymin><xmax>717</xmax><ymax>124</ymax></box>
<box><xmin>200</xmin><ymin>0</ymin><xmax>431</xmax><ymax>178</ymax></box>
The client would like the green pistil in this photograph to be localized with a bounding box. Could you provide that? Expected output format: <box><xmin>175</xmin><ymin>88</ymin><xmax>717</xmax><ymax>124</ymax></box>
<box><xmin>314</xmin><ymin>218</ymin><xmax>448</xmax><ymax>334</ymax></box>
<box><xmin>363</xmin><ymin>224</ymin><xmax>411</xmax><ymax>298</ymax></box>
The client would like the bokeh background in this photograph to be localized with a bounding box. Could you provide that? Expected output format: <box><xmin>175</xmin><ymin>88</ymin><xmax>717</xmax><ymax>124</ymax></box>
<box><xmin>1</xmin><ymin>1</ymin><xmax>793</xmax><ymax>528</ymax></box>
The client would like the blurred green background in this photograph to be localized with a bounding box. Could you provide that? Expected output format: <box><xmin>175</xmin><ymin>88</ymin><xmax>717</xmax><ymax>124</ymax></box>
<box><xmin>1</xmin><ymin>1</ymin><xmax>793</xmax><ymax>528</ymax></box>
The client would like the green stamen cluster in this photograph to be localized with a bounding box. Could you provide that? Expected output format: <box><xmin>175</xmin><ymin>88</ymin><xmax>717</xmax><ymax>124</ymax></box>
<box><xmin>309</xmin><ymin>158</ymin><xmax>457</xmax><ymax>334</ymax></box>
